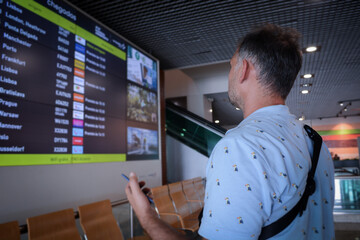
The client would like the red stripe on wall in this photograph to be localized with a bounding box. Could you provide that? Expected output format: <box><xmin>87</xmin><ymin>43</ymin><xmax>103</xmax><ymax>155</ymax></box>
<box><xmin>324</xmin><ymin>139</ymin><xmax>358</xmax><ymax>148</ymax></box>
<box><xmin>322</xmin><ymin>134</ymin><xmax>360</xmax><ymax>141</ymax></box>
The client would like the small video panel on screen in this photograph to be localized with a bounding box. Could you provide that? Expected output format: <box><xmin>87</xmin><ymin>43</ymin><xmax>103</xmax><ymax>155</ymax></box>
<box><xmin>127</xmin><ymin>84</ymin><xmax>157</xmax><ymax>123</ymax></box>
<box><xmin>127</xmin><ymin>46</ymin><xmax>157</xmax><ymax>91</ymax></box>
<box><xmin>127</xmin><ymin>126</ymin><xmax>158</xmax><ymax>160</ymax></box>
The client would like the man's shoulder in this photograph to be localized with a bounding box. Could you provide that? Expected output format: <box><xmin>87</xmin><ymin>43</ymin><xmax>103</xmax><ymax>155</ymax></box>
<box><xmin>224</xmin><ymin>119</ymin><xmax>269</xmax><ymax>142</ymax></box>
<box><xmin>212</xmin><ymin>121</ymin><xmax>268</xmax><ymax>158</ymax></box>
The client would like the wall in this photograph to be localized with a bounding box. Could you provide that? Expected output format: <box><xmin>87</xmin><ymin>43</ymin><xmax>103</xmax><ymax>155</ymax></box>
<box><xmin>164</xmin><ymin>62</ymin><xmax>229</xmax><ymax>120</ymax></box>
<box><xmin>0</xmin><ymin>159</ymin><xmax>162</xmax><ymax>225</ymax></box>
<box><xmin>166</xmin><ymin>135</ymin><xmax>208</xmax><ymax>183</ymax></box>
<box><xmin>304</xmin><ymin>116</ymin><xmax>360</xmax><ymax>160</ymax></box>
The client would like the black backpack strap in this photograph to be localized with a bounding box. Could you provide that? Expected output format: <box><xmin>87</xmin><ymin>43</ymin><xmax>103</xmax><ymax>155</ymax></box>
<box><xmin>258</xmin><ymin>125</ymin><xmax>322</xmax><ymax>240</ymax></box>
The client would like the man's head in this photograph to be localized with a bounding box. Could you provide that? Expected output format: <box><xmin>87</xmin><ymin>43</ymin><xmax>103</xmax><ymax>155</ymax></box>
<box><xmin>228</xmin><ymin>24</ymin><xmax>302</xmax><ymax>109</ymax></box>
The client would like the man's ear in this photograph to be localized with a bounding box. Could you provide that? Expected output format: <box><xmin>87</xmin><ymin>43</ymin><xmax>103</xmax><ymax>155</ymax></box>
<box><xmin>237</xmin><ymin>59</ymin><xmax>249</xmax><ymax>84</ymax></box>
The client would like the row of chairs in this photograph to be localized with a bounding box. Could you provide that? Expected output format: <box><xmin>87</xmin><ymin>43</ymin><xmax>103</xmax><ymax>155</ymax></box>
<box><xmin>150</xmin><ymin>177</ymin><xmax>205</xmax><ymax>232</ymax></box>
<box><xmin>0</xmin><ymin>199</ymin><xmax>149</xmax><ymax>240</ymax></box>
<box><xmin>0</xmin><ymin>177</ymin><xmax>205</xmax><ymax>239</ymax></box>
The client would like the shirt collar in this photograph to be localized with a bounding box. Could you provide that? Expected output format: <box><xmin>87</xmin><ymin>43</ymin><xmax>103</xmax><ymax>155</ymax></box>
<box><xmin>227</xmin><ymin>105</ymin><xmax>290</xmax><ymax>134</ymax></box>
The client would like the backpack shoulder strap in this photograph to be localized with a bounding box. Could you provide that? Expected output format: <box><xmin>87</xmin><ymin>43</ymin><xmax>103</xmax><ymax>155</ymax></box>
<box><xmin>258</xmin><ymin>125</ymin><xmax>322</xmax><ymax>240</ymax></box>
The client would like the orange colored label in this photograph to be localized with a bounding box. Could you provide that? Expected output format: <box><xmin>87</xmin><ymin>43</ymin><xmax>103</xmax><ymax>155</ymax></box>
<box><xmin>74</xmin><ymin>68</ymin><xmax>85</xmax><ymax>78</ymax></box>
<box><xmin>73</xmin><ymin>93</ymin><xmax>84</xmax><ymax>103</ymax></box>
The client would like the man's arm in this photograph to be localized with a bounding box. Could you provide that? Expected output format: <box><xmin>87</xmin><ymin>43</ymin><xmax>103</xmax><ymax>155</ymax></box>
<box><xmin>125</xmin><ymin>172</ymin><xmax>188</xmax><ymax>240</ymax></box>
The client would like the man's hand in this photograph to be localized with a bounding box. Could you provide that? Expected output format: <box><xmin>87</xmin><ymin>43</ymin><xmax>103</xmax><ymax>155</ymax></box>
<box><xmin>124</xmin><ymin>172</ymin><xmax>188</xmax><ymax>240</ymax></box>
<box><xmin>125</xmin><ymin>172</ymin><xmax>156</xmax><ymax>223</ymax></box>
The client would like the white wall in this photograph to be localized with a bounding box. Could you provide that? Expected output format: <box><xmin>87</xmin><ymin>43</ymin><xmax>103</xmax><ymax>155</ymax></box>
<box><xmin>165</xmin><ymin>62</ymin><xmax>230</xmax><ymax>120</ymax></box>
<box><xmin>0</xmin><ymin>161</ymin><xmax>162</xmax><ymax>224</ymax></box>
<box><xmin>166</xmin><ymin>135</ymin><xmax>208</xmax><ymax>183</ymax></box>
<box><xmin>164</xmin><ymin>62</ymin><xmax>229</xmax><ymax>98</ymax></box>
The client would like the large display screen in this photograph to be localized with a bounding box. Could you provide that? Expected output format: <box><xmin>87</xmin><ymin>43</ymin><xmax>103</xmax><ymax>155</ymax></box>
<box><xmin>0</xmin><ymin>0</ymin><xmax>159</xmax><ymax>165</ymax></box>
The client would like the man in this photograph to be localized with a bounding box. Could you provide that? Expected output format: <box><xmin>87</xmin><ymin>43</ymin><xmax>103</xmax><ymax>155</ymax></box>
<box><xmin>126</xmin><ymin>24</ymin><xmax>335</xmax><ymax>240</ymax></box>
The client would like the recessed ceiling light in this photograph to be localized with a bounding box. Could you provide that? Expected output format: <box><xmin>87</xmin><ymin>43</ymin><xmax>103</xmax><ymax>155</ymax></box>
<box><xmin>303</xmin><ymin>74</ymin><xmax>313</xmax><ymax>79</ymax></box>
<box><xmin>301</xmin><ymin>90</ymin><xmax>309</xmax><ymax>94</ymax></box>
<box><xmin>339</xmin><ymin>102</ymin><xmax>344</xmax><ymax>106</ymax></box>
<box><xmin>299</xmin><ymin>116</ymin><xmax>305</xmax><ymax>121</ymax></box>
<box><xmin>344</xmin><ymin>108</ymin><xmax>348</xmax><ymax>112</ymax></box>
<box><xmin>306</xmin><ymin>46</ymin><xmax>317</xmax><ymax>52</ymax></box>
<box><xmin>235</xmin><ymin>108</ymin><xmax>240</xmax><ymax>110</ymax></box>
<box><xmin>209</xmin><ymin>109</ymin><xmax>213</xmax><ymax>112</ymax></box>
<box><xmin>215</xmin><ymin>120</ymin><xmax>220</xmax><ymax>123</ymax></box>
<box><xmin>300</xmin><ymin>83</ymin><xmax>312</xmax><ymax>87</ymax></box>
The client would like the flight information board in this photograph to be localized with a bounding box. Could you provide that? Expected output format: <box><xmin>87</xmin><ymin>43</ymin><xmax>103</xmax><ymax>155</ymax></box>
<box><xmin>0</xmin><ymin>0</ymin><xmax>159</xmax><ymax>165</ymax></box>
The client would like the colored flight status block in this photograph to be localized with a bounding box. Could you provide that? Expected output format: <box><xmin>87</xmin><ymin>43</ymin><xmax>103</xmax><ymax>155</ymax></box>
<box><xmin>73</xmin><ymin>110</ymin><xmax>84</xmax><ymax>120</ymax></box>
<box><xmin>74</xmin><ymin>84</ymin><xmax>85</xmax><ymax>94</ymax></box>
<box><xmin>73</xmin><ymin>93</ymin><xmax>84</xmax><ymax>102</ymax></box>
<box><xmin>75</xmin><ymin>43</ymin><xmax>85</xmax><ymax>54</ymax></box>
<box><xmin>72</xmin><ymin>146</ymin><xmax>83</xmax><ymax>154</ymax></box>
<box><xmin>73</xmin><ymin>119</ymin><xmax>84</xmax><ymax>127</ymax></box>
<box><xmin>74</xmin><ymin>59</ymin><xmax>85</xmax><ymax>70</ymax></box>
<box><xmin>74</xmin><ymin>68</ymin><xmax>85</xmax><ymax>78</ymax></box>
<box><xmin>74</xmin><ymin>76</ymin><xmax>85</xmax><ymax>86</ymax></box>
<box><xmin>72</xmin><ymin>137</ymin><xmax>83</xmax><ymax>145</ymax></box>
<box><xmin>73</xmin><ymin>128</ymin><xmax>84</xmax><ymax>137</ymax></box>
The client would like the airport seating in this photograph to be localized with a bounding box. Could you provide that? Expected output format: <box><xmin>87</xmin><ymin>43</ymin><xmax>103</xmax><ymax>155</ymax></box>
<box><xmin>78</xmin><ymin>199</ymin><xmax>124</xmax><ymax>240</ymax></box>
<box><xmin>27</xmin><ymin>208</ymin><xmax>81</xmax><ymax>240</ymax></box>
<box><xmin>182</xmin><ymin>178</ymin><xmax>204</xmax><ymax>206</ymax></box>
<box><xmin>78</xmin><ymin>199</ymin><xmax>150</xmax><ymax>240</ymax></box>
<box><xmin>151</xmin><ymin>185</ymin><xmax>199</xmax><ymax>232</ymax></box>
<box><xmin>168</xmin><ymin>182</ymin><xmax>202</xmax><ymax>221</ymax></box>
<box><xmin>0</xmin><ymin>220</ymin><xmax>20</xmax><ymax>240</ymax></box>
<box><xmin>193</xmin><ymin>177</ymin><xmax>205</xmax><ymax>201</ymax></box>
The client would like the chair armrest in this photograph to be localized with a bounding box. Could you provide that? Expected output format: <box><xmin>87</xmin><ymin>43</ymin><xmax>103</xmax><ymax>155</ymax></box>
<box><xmin>158</xmin><ymin>212</ymin><xmax>185</xmax><ymax>227</ymax></box>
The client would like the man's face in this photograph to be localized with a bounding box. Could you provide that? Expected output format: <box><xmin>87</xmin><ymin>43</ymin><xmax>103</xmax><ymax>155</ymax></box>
<box><xmin>228</xmin><ymin>53</ymin><xmax>243</xmax><ymax>109</ymax></box>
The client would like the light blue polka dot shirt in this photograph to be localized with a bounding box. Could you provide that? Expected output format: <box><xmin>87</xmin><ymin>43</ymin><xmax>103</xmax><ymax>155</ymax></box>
<box><xmin>199</xmin><ymin>105</ymin><xmax>335</xmax><ymax>240</ymax></box>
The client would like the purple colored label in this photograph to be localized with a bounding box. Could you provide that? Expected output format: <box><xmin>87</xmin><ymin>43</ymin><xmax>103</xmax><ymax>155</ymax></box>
<box><xmin>73</xmin><ymin>119</ymin><xmax>84</xmax><ymax>127</ymax></box>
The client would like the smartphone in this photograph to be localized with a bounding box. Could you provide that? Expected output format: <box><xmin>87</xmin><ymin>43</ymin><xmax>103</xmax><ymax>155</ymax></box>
<box><xmin>122</xmin><ymin>173</ymin><xmax>154</xmax><ymax>204</ymax></box>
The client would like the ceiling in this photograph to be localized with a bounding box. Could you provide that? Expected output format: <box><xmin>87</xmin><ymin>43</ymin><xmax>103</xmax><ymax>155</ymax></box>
<box><xmin>68</xmin><ymin>0</ymin><xmax>360</xmax><ymax>125</ymax></box>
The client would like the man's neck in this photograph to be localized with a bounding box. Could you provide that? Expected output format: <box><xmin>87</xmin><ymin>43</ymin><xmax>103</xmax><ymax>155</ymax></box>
<box><xmin>242</xmin><ymin>95</ymin><xmax>285</xmax><ymax>119</ymax></box>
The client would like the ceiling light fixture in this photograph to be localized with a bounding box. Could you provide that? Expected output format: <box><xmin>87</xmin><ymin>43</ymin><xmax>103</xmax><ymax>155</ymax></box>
<box><xmin>299</xmin><ymin>116</ymin><xmax>305</xmax><ymax>121</ymax></box>
<box><xmin>336</xmin><ymin>100</ymin><xmax>359</xmax><ymax>117</ymax></box>
<box><xmin>301</xmin><ymin>90</ymin><xmax>309</xmax><ymax>94</ymax></box>
<box><xmin>300</xmin><ymin>83</ymin><xmax>313</xmax><ymax>87</ymax></box>
<box><xmin>215</xmin><ymin>120</ymin><xmax>220</xmax><ymax>124</ymax></box>
<box><xmin>303</xmin><ymin>74</ymin><xmax>313</xmax><ymax>79</ymax></box>
<box><xmin>235</xmin><ymin>108</ymin><xmax>240</xmax><ymax>111</ymax></box>
<box><xmin>306</xmin><ymin>46</ymin><xmax>317</xmax><ymax>52</ymax></box>
<box><xmin>209</xmin><ymin>109</ymin><xmax>213</xmax><ymax>112</ymax></box>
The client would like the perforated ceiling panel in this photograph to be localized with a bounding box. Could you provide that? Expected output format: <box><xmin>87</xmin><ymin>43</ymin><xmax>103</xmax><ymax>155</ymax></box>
<box><xmin>68</xmin><ymin>0</ymin><xmax>360</xmax><ymax>121</ymax></box>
